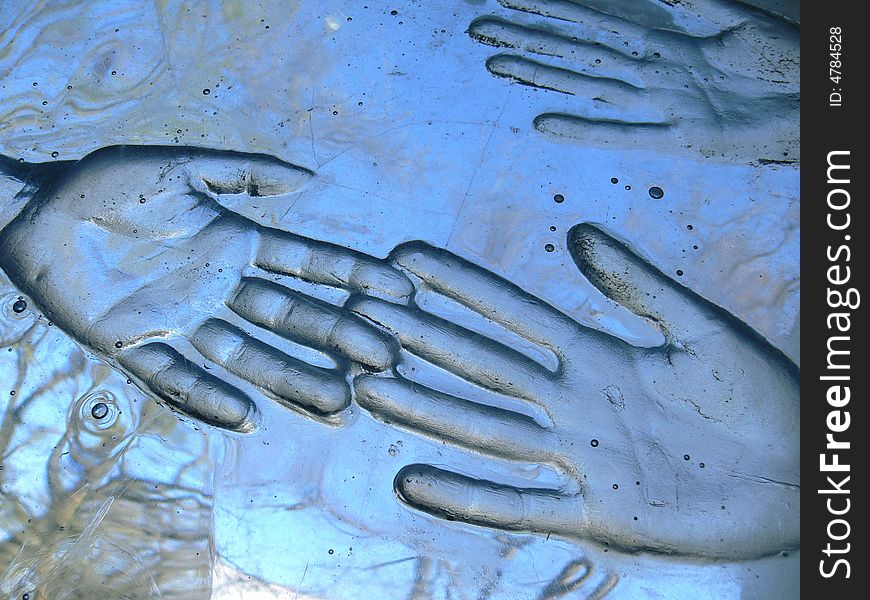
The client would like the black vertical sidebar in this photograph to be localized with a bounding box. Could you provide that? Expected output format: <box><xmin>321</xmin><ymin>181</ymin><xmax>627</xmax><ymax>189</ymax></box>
<box><xmin>802</xmin><ymin>1</ymin><xmax>867</xmax><ymax>596</ymax></box>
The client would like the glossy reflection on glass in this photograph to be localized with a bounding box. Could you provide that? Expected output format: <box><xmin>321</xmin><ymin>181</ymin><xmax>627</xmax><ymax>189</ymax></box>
<box><xmin>1</xmin><ymin>0</ymin><xmax>799</xmax><ymax>598</ymax></box>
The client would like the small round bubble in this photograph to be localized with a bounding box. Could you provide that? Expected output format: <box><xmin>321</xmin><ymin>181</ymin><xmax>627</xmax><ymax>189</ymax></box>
<box><xmin>91</xmin><ymin>402</ymin><xmax>110</xmax><ymax>420</ymax></box>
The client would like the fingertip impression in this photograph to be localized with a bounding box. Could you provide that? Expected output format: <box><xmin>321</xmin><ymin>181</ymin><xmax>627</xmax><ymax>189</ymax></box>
<box><xmin>388</xmin><ymin>241</ymin><xmax>444</xmax><ymax>277</ymax></box>
<box><xmin>393</xmin><ymin>464</ymin><xmax>524</xmax><ymax>529</ymax></box>
<box><xmin>119</xmin><ymin>342</ymin><xmax>257</xmax><ymax>433</ymax></box>
<box><xmin>319</xmin><ymin>307</ymin><xmax>400</xmax><ymax>371</ymax></box>
<box><xmin>568</xmin><ymin>223</ymin><xmax>645</xmax><ymax>305</ymax></box>
<box><xmin>351</xmin><ymin>261</ymin><xmax>415</xmax><ymax>301</ymax></box>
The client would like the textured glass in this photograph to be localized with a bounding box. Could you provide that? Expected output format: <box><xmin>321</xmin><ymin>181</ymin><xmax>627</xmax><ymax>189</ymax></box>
<box><xmin>1</xmin><ymin>1</ymin><xmax>799</xmax><ymax>598</ymax></box>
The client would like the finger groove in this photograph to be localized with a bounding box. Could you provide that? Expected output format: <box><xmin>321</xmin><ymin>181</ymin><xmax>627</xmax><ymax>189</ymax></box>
<box><xmin>255</xmin><ymin>229</ymin><xmax>413</xmax><ymax>300</ymax></box>
<box><xmin>354</xmin><ymin>375</ymin><xmax>548</xmax><ymax>460</ymax></box>
<box><xmin>567</xmin><ymin>223</ymin><xmax>716</xmax><ymax>342</ymax></box>
<box><xmin>118</xmin><ymin>342</ymin><xmax>256</xmax><ymax>432</ymax></box>
<box><xmin>394</xmin><ymin>464</ymin><xmax>583</xmax><ymax>534</ymax></box>
<box><xmin>191</xmin><ymin>319</ymin><xmax>350</xmax><ymax>416</ymax></box>
<box><xmin>194</xmin><ymin>151</ymin><xmax>313</xmax><ymax>197</ymax></box>
<box><xmin>389</xmin><ymin>242</ymin><xmax>575</xmax><ymax>353</ymax></box>
<box><xmin>533</xmin><ymin>113</ymin><xmax>674</xmax><ymax>151</ymax></box>
<box><xmin>468</xmin><ymin>16</ymin><xmax>645</xmax><ymax>85</ymax></box>
<box><xmin>486</xmin><ymin>53</ymin><xmax>643</xmax><ymax>100</ymax></box>
<box><xmin>349</xmin><ymin>297</ymin><xmax>556</xmax><ymax>403</ymax></box>
<box><xmin>230</xmin><ymin>277</ymin><xmax>397</xmax><ymax>370</ymax></box>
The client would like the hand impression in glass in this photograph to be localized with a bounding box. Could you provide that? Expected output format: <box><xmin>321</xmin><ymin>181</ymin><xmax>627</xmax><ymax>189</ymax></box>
<box><xmin>468</xmin><ymin>0</ymin><xmax>799</xmax><ymax>163</ymax></box>
<box><xmin>0</xmin><ymin>146</ymin><xmax>413</xmax><ymax>432</ymax></box>
<box><xmin>347</xmin><ymin>225</ymin><xmax>799</xmax><ymax>560</ymax></box>
<box><xmin>0</xmin><ymin>146</ymin><xmax>798</xmax><ymax>561</ymax></box>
